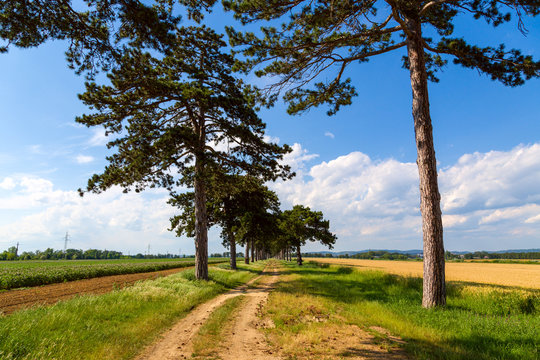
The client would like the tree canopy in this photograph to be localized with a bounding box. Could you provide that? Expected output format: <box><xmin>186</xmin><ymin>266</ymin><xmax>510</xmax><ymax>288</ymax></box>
<box><xmin>225</xmin><ymin>0</ymin><xmax>540</xmax><ymax>114</ymax></box>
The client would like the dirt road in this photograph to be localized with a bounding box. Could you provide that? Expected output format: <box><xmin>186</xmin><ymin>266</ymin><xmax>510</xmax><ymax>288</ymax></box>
<box><xmin>135</xmin><ymin>265</ymin><xmax>279</xmax><ymax>360</ymax></box>
<box><xmin>135</xmin><ymin>263</ymin><xmax>408</xmax><ymax>360</ymax></box>
<box><xmin>220</xmin><ymin>267</ymin><xmax>279</xmax><ymax>360</ymax></box>
<box><xmin>0</xmin><ymin>267</ymin><xmax>191</xmax><ymax>315</ymax></box>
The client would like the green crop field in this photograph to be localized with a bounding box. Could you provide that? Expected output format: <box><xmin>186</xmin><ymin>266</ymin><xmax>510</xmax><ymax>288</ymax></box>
<box><xmin>0</xmin><ymin>258</ymin><xmax>228</xmax><ymax>290</ymax></box>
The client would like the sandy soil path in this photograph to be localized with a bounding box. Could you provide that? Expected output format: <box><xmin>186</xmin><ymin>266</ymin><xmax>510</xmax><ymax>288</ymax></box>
<box><xmin>0</xmin><ymin>267</ymin><xmax>192</xmax><ymax>315</ymax></box>
<box><xmin>220</xmin><ymin>267</ymin><xmax>279</xmax><ymax>360</ymax></box>
<box><xmin>135</xmin><ymin>265</ymin><xmax>278</xmax><ymax>360</ymax></box>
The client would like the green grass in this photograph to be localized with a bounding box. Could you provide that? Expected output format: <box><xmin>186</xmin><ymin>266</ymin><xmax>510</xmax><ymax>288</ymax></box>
<box><xmin>265</xmin><ymin>261</ymin><xmax>540</xmax><ymax>360</ymax></box>
<box><xmin>191</xmin><ymin>295</ymin><xmax>246</xmax><ymax>359</ymax></box>
<box><xmin>0</xmin><ymin>262</ymin><xmax>264</xmax><ymax>360</ymax></box>
<box><xmin>0</xmin><ymin>258</ymin><xmax>228</xmax><ymax>290</ymax></box>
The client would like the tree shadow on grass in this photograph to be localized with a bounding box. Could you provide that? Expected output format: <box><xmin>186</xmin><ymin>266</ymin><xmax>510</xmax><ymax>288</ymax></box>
<box><xmin>405</xmin><ymin>333</ymin><xmax>540</xmax><ymax>360</ymax></box>
<box><xmin>273</xmin><ymin>263</ymin><xmax>540</xmax><ymax>360</ymax></box>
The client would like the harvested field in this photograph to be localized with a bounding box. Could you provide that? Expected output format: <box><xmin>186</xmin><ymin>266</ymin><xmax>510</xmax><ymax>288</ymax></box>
<box><xmin>0</xmin><ymin>266</ymin><xmax>191</xmax><ymax>315</ymax></box>
<box><xmin>311</xmin><ymin>258</ymin><xmax>540</xmax><ymax>289</ymax></box>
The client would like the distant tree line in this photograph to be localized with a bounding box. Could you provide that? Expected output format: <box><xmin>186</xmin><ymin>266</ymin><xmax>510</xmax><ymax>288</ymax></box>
<box><xmin>303</xmin><ymin>251</ymin><xmax>415</xmax><ymax>260</ymax></box>
<box><xmin>0</xmin><ymin>246</ymin><xmax>246</xmax><ymax>261</ymax></box>
<box><xmin>445</xmin><ymin>251</ymin><xmax>540</xmax><ymax>260</ymax></box>
<box><xmin>303</xmin><ymin>250</ymin><xmax>540</xmax><ymax>261</ymax></box>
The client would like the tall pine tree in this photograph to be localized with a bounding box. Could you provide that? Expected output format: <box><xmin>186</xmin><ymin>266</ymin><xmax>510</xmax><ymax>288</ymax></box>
<box><xmin>224</xmin><ymin>0</ymin><xmax>540</xmax><ymax>307</ymax></box>
<box><xmin>77</xmin><ymin>24</ymin><xmax>290</xmax><ymax>280</ymax></box>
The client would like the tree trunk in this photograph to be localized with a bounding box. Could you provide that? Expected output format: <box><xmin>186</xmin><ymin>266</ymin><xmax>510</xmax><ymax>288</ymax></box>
<box><xmin>297</xmin><ymin>245</ymin><xmax>303</xmax><ymax>266</ymax></box>
<box><xmin>245</xmin><ymin>241</ymin><xmax>250</xmax><ymax>264</ymax></box>
<box><xmin>405</xmin><ymin>15</ymin><xmax>446</xmax><ymax>307</ymax></box>
<box><xmin>230</xmin><ymin>234</ymin><xmax>237</xmax><ymax>270</ymax></box>
<box><xmin>251</xmin><ymin>240</ymin><xmax>255</xmax><ymax>262</ymax></box>
<box><xmin>194</xmin><ymin>154</ymin><xmax>208</xmax><ymax>281</ymax></box>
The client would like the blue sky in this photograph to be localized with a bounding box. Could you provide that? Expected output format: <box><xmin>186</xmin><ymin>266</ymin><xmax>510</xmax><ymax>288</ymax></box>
<box><xmin>1</xmin><ymin>5</ymin><xmax>540</xmax><ymax>255</ymax></box>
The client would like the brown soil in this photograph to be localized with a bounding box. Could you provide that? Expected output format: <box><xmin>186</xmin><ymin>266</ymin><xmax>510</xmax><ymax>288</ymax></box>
<box><xmin>0</xmin><ymin>267</ymin><xmax>191</xmax><ymax>315</ymax></box>
<box><xmin>220</xmin><ymin>267</ymin><xmax>279</xmax><ymax>360</ymax></box>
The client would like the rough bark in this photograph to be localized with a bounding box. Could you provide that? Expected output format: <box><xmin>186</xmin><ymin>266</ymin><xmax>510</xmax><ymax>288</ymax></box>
<box><xmin>405</xmin><ymin>15</ymin><xmax>446</xmax><ymax>307</ymax></box>
<box><xmin>245</xmin><ymin>241</ymin><xmax>250</xmax><ymax>264</ymax></box>
<box><xmin>296</xmin><ymin>245</ymin><xmax>303</xmax><ymax>266</ymax></box>
<box><xmin>230</xmin><ymin>234</ymin><xmax>237</xmax><ymax>270</ymax></box>
<box><xmin>250</xmin><ymin>240</ymin><xmax>255</xmax><ymax>262</ymax></box>
<box><xmin>194</xmin><ymin>154</ymin><xmax>209</xmax><ymax>280</ymax></box>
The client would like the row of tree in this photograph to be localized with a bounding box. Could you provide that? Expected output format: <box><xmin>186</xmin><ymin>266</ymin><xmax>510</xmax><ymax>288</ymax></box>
<box><xmin>171</xmin><ymin>172</ymin><xmax>336</xmax><ymax>269</ymax></box>
<box><xmin>445</xmin><ymin>251</ymin><xmax>540</xmax><ymax>260</ymax></box>
<box><xmin>0</xmin><ymin>247</ymin><xmax>238</xmax><ymax>260</ymax></box>
<box><xmin>0</xmin><ymin>247</ymin><xmax>123</xmax><ymax>260</ymax></box>
<box><xmin>2</xmin><ymin>0</ymin><xmax>539</xmax><ymax>307</ymax></box>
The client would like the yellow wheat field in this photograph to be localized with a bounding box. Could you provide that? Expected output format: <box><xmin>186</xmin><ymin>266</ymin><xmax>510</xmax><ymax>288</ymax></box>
<box><xmin>313</xmin><ymin>258</ymin><xmax>540</xmax><ymax>289</ymax></box>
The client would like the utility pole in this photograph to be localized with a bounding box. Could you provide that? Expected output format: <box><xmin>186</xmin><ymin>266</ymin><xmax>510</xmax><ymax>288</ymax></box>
<box><xmin>63</xmin><ymin>232</ymin><xmax>70</xmax><ymax>259</ymax></box>
<box><xmin>15</xmin><ymin>242</ymin><xmax>19</xmax><ymax>257</ymax></box>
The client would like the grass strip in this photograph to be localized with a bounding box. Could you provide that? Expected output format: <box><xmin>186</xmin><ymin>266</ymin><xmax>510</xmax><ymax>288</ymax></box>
<box><xmin>265</xmin><ymin>261</ymin><xmax>539</xmax><ymax>360</ymax></box>
<box><xmin>0</xmin><ymin>262</ymin><xmax>266</xmax><ymax>360</ymax></box>
<box><xmin>0</xmin><ymin>258</ymin><xmax>228</xmax><ymax>290</ymax></box>
<box><xmin>191</xmin><ymin>295</ymin><xmax>246</xmax><ymax>359</ymax></box>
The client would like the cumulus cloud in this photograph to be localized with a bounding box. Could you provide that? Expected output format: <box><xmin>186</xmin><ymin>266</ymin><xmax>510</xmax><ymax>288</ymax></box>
<box><xmin>76</xmin><ymin>155</ymin><xmax>95</xmax><ymax>164</ymax></box>
<box><xmin>0</xmin><ymin>176</ymin><xmax>185</xmax><ymax>254</ymax></box>
<box><xmin>440</xmin><ymin>144</ymin><xmax>540</xmax><ymax>213</ymax></box>
<box><xmin>279</xmin><ymin>143</ymin><xmax>319</xmax><ymax>172</ymax></box>
<box><xmin>271</xmin><ymin>143</ymin><xmax>540</xmax><ymax>251</ymax></box>
<box><xmin>2</xmin><ymin>143</ymin><xmax>540</xmax><ymax>254</ymax></box>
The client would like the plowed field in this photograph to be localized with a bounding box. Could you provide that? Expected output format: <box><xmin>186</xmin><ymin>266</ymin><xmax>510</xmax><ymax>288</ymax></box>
<box><xmin>0</xmin><ymin>267</ymin><xmax>191</xmax><ymax>315</ymax></box>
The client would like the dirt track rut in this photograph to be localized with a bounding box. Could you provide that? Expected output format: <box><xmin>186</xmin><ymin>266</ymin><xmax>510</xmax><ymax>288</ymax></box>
<box><xmin>135</xmin><ymin>265</ymin><xmax>279</xmax><ymax>360</ymax></box>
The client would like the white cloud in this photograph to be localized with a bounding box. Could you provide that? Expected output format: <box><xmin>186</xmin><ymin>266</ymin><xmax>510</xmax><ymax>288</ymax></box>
<box><xmin>440</xmin><ymin>144</ymin><xmax>540</xmax><ymax>213</ymax></box>
<box><xmin>76</xmin><ymin>155</ymin><xmax>95</xmax><ymax>164</ymax></box>
<box><xmin>88</xmin><ymin>128</ymin><xmax>108</xmax><ymax>147</ymax></box>
<box><xmin>271</xmin><ymin>143</ymin><xmax>540</xmax><ymax>251</ymax></box>
<box><xmin>280</xmin><ymin>143</ymin><xmax>319</xmax><ymax>172</ymax></box>
<box><xmin>2</xmin><ymin>143</ymin><xmax>540</xmax><ymax>254</ymax></box>
<box><xmin>0</xmin><ymin>177</ymin><xmax>16</xmax><ymax>190</ymax></box>
<box><xmin>0</xmin><ymin>177</ymin><xmax>185</xmax><ymax>254</ymax></box>
<box><xmin>263</xmin><ymin>135</ymin><xmax>280</xmax><ymax>144</ymax></box>
<box><xmin>324</xmin><ymin>131</ymin><xmax>335</xmax><ymax>139</ymax></box>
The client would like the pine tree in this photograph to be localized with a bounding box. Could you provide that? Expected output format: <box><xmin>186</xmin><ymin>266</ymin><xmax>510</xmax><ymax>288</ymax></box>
<box><xmin>77</xmin><ymin>24</ymin><xmax>291</xmax><ymax>280</ymax></box>
<box><xmin>224</xmin><ymin>0</ymin><xmax>540</xmax><ymax>307</ymax></box>
<box><xmin>279</xmin><ymin>205</ymin><xmax>336</xmax><ymax>266</ymax></box>
<box><xmin>0</xmin><ymin>0</ymin><xmax>185</xmax><ymax>77</ymax></box>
